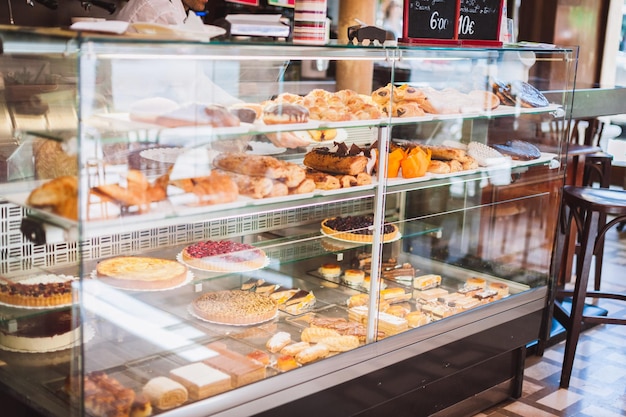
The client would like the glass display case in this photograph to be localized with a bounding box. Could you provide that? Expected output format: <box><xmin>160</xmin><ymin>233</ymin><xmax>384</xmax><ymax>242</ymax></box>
<box><xmin>0</xmin><ymin>25</ymin><xmax>576</xmax><ymax>417</ymax></box>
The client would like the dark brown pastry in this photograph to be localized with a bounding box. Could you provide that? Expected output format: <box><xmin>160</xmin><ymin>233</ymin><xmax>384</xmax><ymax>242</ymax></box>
<box><xmin>491</xmin><ymin>140</ymin><xmax>541</xmax><ymax>160</ymax></box>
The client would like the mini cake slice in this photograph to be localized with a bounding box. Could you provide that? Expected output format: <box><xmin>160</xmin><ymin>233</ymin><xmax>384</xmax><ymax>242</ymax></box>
<box><xmin>204</xmin><ymin>342</ymin><xmax>266</xmax><ymax>387</ymax></box>
<box><xmin>169</xmin><ymin>363</ymin><xmax>231</xmax><ymax>400</ymax></box>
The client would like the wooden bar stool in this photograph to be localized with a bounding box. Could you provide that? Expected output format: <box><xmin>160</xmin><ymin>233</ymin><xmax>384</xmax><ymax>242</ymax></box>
<box><xmin>552</xmin><ymin>186</ymin><xmax>626</xmax><ymax>388</ymax></box>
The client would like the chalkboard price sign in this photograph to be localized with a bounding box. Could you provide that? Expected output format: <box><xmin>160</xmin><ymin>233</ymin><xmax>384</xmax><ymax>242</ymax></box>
<box><xmin>457</xmin><ymin>0</ymin><xmax>503</xmax><ymax>42</ymax></box>
<box><xmin>403</xmin><ymin>0</ymin><xmax>460</xmax><ymax>41</ymax></box>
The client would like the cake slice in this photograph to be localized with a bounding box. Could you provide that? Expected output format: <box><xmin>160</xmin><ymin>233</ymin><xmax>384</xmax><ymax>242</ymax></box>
<box><xmin>169</xmin><ymin>363</ymin><xmax>231</xmax><ymax>400</ymax></box>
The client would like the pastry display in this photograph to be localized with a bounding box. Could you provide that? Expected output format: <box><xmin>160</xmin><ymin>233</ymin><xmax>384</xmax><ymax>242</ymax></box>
<box><xmin>27</xmin><ymin>175</ymin><xmax>78</xmax><ymax>220</ymax></box>
<box><xmin>181</xmin><ymin>240</ymin><xmax>268</xmax><ymax>272</ymax></box>
<box><xmin>65</xmin><ymin>371</ymin><xmax>152</xmax><ymax>417</ymax></box>
<box><xmin>204</xmin><ymin>342</ymin><xmax>266</xmax><ymax>387</ymax></box>
<box><xmin>0</xmin><ymin>308</ymin><xmax>80</xmax><ymax>352</ymax></box>
<box><xmin>95</xmin><ymin>256</ymin><xmax>189</xmax><ymax>290</ymax></box>
<box><xmin>169</xmin><ymin>363</ymin><xmax>231</xmax><ymax>400</ymax></box>
<box><xmin>321</xmin><ymin>215</ymin><xmax>399</xmax><ymax>243</ymax></box>
<box><xmin>191</xmin><ymin>290</ymin><xmax>277</xmax><ymax>325</ymax></box>
<box><xmin>0</xmin><ymin>274</ymin><xmax>77</xmax><ymax>307</ymax></box>
<box><xmin>142</xmin><ymin>376</ymin><xmax>188</xmax><ymax>411</ymax></box>
<box><xmin>491</xmin><ymin>140</ymin><xmax>542</xmax><ymax>161</ymax></box>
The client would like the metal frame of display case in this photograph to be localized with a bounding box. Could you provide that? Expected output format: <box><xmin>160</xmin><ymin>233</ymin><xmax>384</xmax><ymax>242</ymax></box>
<box><xmin>0</xmin><ymin>26</ymin><xmax>580</xmax><ymax>417</ymax></box>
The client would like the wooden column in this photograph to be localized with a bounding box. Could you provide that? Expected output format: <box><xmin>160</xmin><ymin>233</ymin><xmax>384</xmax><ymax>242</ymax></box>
<box><xmin>336</xmin><ymin>0</ymin><xmax>377</xmax><ymax>93</ymax></box>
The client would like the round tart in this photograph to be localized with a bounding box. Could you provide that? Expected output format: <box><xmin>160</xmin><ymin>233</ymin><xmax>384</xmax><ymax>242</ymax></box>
<box><xmin>0</xmin><ymin>274</ymin><xmax>77</xmax><ymax>308</ymax></box>
<box><xmin>191</xmin><ymin>290</ymin><xmax>278</xmax><ymax>325</ymax></box>
<box><xmin>321</xmin><ymin>216</ymin><xmax>399</xmax><ymax>243</ymax></box>
<box><xmin>96</xmin><ymin>256</ymin><xmax>188</xmax><ymax>290</ymax></box>
<box><xmin>181</xmin><ymin>240</ymin><xmax>268</xmax><ymax>272</ymax></box>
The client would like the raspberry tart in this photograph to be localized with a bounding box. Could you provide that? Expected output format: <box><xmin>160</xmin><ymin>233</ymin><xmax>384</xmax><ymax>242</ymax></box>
<box><xmin>0</xmin><ymin>274</ymin><xmax>77</xmax><ymax>308</ymax></box>
<box><xmin>95</xmin><ymin>256</ymin><xmax>189</xmax><ymax>290</ymax></box>
<box><xmin>321</xmin><ymin>215</ymin><xmax>399</xmax><ymax>243</ymax></box>
<box><xmin>191</xmin><ymin>290</ymin><xmax>278</xmax><ymax>325</ymax></box>
<box><xmin>181</xmin><ymin>240</ymin><xmax>268</xmax><ymax>272</ymax></box>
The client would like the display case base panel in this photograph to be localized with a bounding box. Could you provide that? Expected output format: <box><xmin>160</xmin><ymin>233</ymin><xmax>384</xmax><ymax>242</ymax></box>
<box><xmin>254</xmin><ymin>311</ymin><xmax>541</xmax><ymax>417</ymax></box>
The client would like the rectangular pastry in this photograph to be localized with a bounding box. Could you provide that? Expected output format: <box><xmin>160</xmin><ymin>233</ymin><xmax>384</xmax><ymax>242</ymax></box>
<box><xmin>204</xmin><ymin>342</ymin><xmax>266</xmax><ymax>387</ymax></box>
<box><xmin>169</xmin><ymin>363</ymin><xmax>231</xmax><ymax>400</ymax></box>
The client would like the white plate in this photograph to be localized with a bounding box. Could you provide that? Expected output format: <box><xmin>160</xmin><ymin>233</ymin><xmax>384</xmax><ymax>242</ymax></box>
<box><xmin>90</xmin><ymin>270</ymin><xmax>194</xmax><ymax>292</ymax></box>
<box><xmin>188</xmin><ymin>305</ymin><xmax>278</xmax><ymax>326</ymax></box>
<box><xmin>177</xmin><ymin>252</ymin><xmax>270</xmax><ymax>273</ymax></box>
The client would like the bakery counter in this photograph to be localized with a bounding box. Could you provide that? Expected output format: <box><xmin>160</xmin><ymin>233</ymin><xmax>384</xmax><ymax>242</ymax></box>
<box><xmin>0</xmin><ymin>239</ymin><xmax>540</xmax><ymax>417</ymax></box>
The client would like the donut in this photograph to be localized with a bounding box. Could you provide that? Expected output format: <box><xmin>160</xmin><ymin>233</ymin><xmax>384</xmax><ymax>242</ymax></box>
<box><xmin>262</xmin><ymin>102</ymin><xmax>309</xmax><ymax>124</ymax></box>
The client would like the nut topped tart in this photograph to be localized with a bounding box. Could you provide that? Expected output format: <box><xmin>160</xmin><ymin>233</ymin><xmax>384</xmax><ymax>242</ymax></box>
<box><xmin>0</xmin><ymin>274</ymin><xmax>77</xmax><ymax>308</ymax></box>
<box><xmin>181</xmin><ymin>240</ymin><xmax>268</xmax><ymax>272</ymax></box>
<box><xmin>95</xmin><ymin>256</ymin><xmax>189</xmax><ymax>290</ymax></box>
<box><xmin>321</xmin><ymin>215</ymin><xmax>399</xmax><ymax>243</ymax></box>
<box><xmin>191</xmin><ymin>290</ymin><xmax>278</xmax><ymax>325</ymax></box>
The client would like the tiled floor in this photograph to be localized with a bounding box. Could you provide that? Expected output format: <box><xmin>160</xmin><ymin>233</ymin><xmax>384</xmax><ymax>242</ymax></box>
<box><xmin>474</xmin><ymin>222</ymin><xmax>626</xmax><ymax>417</ymax></box>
